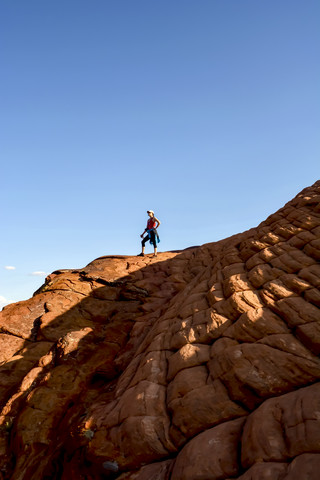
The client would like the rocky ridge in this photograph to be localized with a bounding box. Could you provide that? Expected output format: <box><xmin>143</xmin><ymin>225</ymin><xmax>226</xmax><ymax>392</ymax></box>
<box><xmin>0</xmin><ymin>181</ymin><xmax>320</xmax><ymax>479</ymax></box>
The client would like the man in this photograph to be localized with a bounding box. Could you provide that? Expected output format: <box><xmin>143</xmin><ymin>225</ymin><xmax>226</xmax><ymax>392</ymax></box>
<box><xmin>139</xmin><ymin>210</ymin><xmax>161</xmax><ymax>257</ymax></box>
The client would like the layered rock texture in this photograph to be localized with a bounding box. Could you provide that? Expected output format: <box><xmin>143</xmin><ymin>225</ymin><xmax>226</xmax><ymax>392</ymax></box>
<box><xmin>1</xmin><ymin>181</ymin><xmax>320</xmax><ymax>480</ymax></box>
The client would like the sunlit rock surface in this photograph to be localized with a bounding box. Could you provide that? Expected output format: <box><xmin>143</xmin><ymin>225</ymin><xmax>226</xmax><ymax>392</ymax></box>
<box><xmin>0</xmin><ymin>181</ymin><xmax>320</xmax><ymax>480</ymax></box>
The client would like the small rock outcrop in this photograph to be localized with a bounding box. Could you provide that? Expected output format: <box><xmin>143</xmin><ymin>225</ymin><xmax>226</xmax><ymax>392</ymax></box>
<box><xmin>0</xmin><ymin>181</ymin><xmax>320</xmax><ymax>480</ymax></box>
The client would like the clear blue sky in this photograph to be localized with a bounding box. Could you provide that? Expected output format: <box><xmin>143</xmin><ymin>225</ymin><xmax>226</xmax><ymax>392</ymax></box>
<box><xmin>1</xmin><ymin>0</ymin><xmax>319</xmax><ymax>307</ymax></box>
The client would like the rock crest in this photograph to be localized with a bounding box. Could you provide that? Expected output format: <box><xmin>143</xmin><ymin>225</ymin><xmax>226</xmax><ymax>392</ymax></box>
<box><xmin>1</xmin><ymin>181</ymin><xmax>320</xmax><ymax>479</ymax></box>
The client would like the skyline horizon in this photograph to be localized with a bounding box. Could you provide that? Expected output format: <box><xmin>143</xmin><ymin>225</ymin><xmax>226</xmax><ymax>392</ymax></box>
<box><xmin>2</xmin><ymin>178</ymin><xmax>319</xmax><ymax>309</ymax></box>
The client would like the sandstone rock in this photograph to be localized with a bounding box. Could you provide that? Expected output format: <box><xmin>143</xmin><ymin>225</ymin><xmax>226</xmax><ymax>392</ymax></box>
<box><xmin>283</xmin><ymin>453</ymin><xmax>320</xmax><ymax>479</ymax></box>
<box><xmin>117</xmin><ymin>460</ymin><xmax>173</xmax><ymax>479</ymax></box>
<box><xmin>241</xmin><ymin>383</ymin><xmax>320</xmax><ymax>467</ymax></box>
<box><xmin>171</xmin><ymin>418</ymin><xmax>245</xmax><ymax>480</ymax></box>
<box><xmin>296</xmin><ymin>321</ymin><xmax>320</xmax><ymax>355</ymax></box>
<box><xmin>209</xmin><ymin>340</ymin><xmax>320</xmax><ymax>408</ymax></box>
<box><xmin>0</xmin><ymin>181</ymin><xmax>319</xmax><ymax>479</ymax></box>
<box><xmin>168</xmin><ymin>378</ymin><xmax>246</xmax><ymax>438</ymax></box>
<box><xmin>0</xmin><ymin>295</ymin><xmax>47</xmax><ymax>339</ymax></box>
<box><xmin>222</xmin><ymin>307</ymin><xmax>290</xmax><ymax>342</ymax></box>
<box><xmin>228</xmin><ymin>462</ymin><xmax>288</xmax><ymax>480</ymax></box>
<box><xmin>0</xmin><ymin>334</ymin><xmax>25</xmax><ymax>363</ymax></box>
<box><xmin>167</xmin><ymin>343</ymin><xmax>210</xmax><ymax>380</ymax></box>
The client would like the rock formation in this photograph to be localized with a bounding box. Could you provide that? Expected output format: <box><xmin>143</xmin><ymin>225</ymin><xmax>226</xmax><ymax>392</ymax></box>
<box><xmin>0</xmin><ymin>181</ymin><xmax>320</xmax><ymax>480</ymax></box>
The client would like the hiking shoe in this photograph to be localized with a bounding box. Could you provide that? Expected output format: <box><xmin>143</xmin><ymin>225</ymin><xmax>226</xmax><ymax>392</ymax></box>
<box><xmin>137</xmin><ymin>253</ymin><xmax>145</xmax><ymax>257</ymax></box>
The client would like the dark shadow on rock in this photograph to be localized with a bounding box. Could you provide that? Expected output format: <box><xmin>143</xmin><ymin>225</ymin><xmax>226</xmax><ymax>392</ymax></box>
<box><xmin>0</xmin><ymin>248</ymin><xmax>200</xmax><ymax>480</ymax></box>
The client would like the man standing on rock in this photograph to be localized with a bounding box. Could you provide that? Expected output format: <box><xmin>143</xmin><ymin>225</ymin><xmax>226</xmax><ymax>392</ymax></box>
<box><xmin>139</xmin><ymin>210</ymin><xmax>161</xmax><ymax>257</ymax></box>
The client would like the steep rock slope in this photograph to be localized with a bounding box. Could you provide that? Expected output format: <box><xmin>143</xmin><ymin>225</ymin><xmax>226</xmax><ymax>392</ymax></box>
<box><xmin>0</xmin><ymin>181</ymin><xmax>320</xmax><ymax>480</ymax></box>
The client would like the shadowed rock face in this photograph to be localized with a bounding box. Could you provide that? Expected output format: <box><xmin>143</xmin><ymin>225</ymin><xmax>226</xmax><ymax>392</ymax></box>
<box><xmin>0</xmin><ymin>181</ymin><xmax>320</xmax><ymax>480</ymax></box>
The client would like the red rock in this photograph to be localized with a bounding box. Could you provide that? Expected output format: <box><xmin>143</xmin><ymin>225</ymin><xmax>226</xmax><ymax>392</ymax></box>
<box><xmin>284</xmin><ymin>454</ymin><xmax>320</xmax><ymax>479</ymax></box>
<box><xmin>0</xmin><ymin>181</ymin><xmax>319</xmax><ymax>479</ymax></box>
<box><xmin>167</xmin><ymin>343</ymin><xmax>210</xmax><ymax>380</ymax></box>
<box><xmin>228</xmin><ymin>462</ymin><xmax>288</xmax><ymax>480</ymax></box>
<box><xmin>0</xmin><ymin>295</ymin><xmax>47</xmax><ymax>339</ymax></box>
<box><xmin>171</xmin><ymin>418</ymin><xmax>245</xmax><ymax>480</ymax></box>
<box><xmin>168</xmin><ymin>379</ymin><xmax>246</xmax><ymax>438</ymax></box>
<box><xmin>241</xmin><ymin>383</ymin><xmax>320</xmax><ymax>467</ymax></box>
<box><xmin>0</xmin><ymin>334</ymin><xmax>25</xmax><ymax>363</ymax></box>
<box><xmin>296</xmin><ymin>322</ymin><xmax>320</xmax><ymax>355</ymax></box>
<box><xmin>117</xmin><ymin>459</ymin><xmax>173</xmax><ymax>479</ymax></box>
<box><xmin>223</xmin><ymin>307</ymin><xmax>290</xmax><ymax>342</ymax></box>
<box><xmin>209</xmin><ymin>340</ymin><xmax>320</xmax><ymax>408</ymax></box>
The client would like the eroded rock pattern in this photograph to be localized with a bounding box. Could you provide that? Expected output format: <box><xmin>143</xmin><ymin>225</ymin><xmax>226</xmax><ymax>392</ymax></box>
<box><xmin>0</xmin><ymin>181</ymin><xmax>320</xmax><ymax>480</ymax></box>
